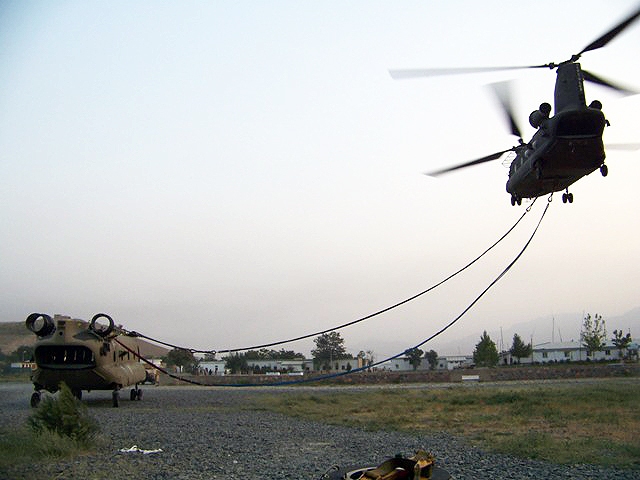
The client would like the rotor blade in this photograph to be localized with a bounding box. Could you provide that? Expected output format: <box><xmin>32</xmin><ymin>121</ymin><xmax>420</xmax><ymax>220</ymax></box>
<box><xmin>389</xmin><ymin>65</ymin><xmax>548</xmax><ymax>80</ymax></box>
<box><xmin>488</xmin><ymin>81</ymin><xmax>523</xmax><ymax>139</ymax></box>
<box><xmin>579</xmin><ymin>6</ymin><xmax>640</xmax><ymax>54</ymax></box>
<box><xmin>582</xmin><ymin>70</ymin><xmax>638</xmax><ymax>95</ymax></box>
<box><xmin>606</xmin><ymin>143</ymin><xmax>640</xmax><ymax>151</ymax></box>
<box><xmin>425</xmin><ymin>148</ymin><xmax>514</xmax><ymax>177</ymax></box>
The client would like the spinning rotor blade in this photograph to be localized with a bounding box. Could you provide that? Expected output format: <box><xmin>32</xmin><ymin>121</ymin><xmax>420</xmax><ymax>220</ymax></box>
<box><xmin>391</xmin><ymin>6</ymin><xmax>640</xmax><ymax>82</ymax></box>
<box><xmin>578</xmin><ymin>6</ymin><xmax>640</xmax><ymax>55</ymax></box>
<box><xmin>488</xmin><ymin>81</ymin><xmax>523</xmax><ymax>139</ymax></box>
<box><xmin>582</xmin><ymin>70</ymin><xmax>638</xmax><ymax>95</ymax></box>
<box><xmin>426</xmin><ymin>148</ymin><xmax>514</xmax><ymax>177</ymax></box>
<box><xmin>389</xmin><ymin>65</ymin><xmax>546</xmax><ymax>80</ymax></box>
<box><xmin>606</xmin><ymin>143</ymin><xmax>640</xmax><ymax>151</ymax></box>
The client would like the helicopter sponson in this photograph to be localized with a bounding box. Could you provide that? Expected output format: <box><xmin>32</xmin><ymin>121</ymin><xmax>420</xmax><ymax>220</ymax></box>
<box><xmin>26</xmin><ymin>313</ymin><xmax>151</xmax><ymax>407</ymax></box>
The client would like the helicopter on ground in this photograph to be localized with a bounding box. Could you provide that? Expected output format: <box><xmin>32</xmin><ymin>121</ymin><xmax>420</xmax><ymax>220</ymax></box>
<box><xmin>390</xmin><ymin>6</ymin><xmax>640</xmax><ymax>206</ymax></box>
<box><xmin>26</xmin><ymin>312</ymin><xmax>154</xmax><ymax>408</ymax></box>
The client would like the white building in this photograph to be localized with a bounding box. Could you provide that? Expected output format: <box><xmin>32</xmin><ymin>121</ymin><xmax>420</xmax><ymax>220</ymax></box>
<box><xmin>436</xmin><ymin>355</ymin><xmax>475</xmax><ymax>370</ymax></box>
<box><xmin>199</xmin><ymin>360</ymin><xmax>226</xmax><ymax>375</ymax></box>
<box><xmin>506</xmin><ymin>340</ymin><xmax>635</xmax><ymax>364</ymax></box>
<box><xmin>245</xmin><ymin>359</ymin><xmax>309</xmax><ymax>373</ymax></box>
<box><xmin>377</xmin><ymin>356</ymin><xmax>414</xmax><ymax>371</ymax></box>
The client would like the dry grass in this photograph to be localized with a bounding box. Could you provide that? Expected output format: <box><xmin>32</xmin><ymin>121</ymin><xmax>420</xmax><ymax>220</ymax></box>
<box><xmin>251</xmin><ymin>379</ymin><xmax>640</xmax><ymax>467</ymax></box>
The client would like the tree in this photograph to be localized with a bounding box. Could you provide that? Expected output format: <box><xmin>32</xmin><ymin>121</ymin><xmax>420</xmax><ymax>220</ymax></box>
<box><xmin>509</xmin><ymin>334</ymin><xmax>532</xmax><ymax>364</ymax></box>
<box><xmin>612</xmin><ymin>329</ymin><xmax>632</xmax><ymax>359</ymax></box>
<box><xmin>164</xmin><ymin>348</ymin><xmax>198</xmax><ymax>372</ymax></box>
<box><xmin>245</xmin><ymin>348</ymin><xmax>304</xmax><ymax>360</ymax></box>
<box><xmin>404</xmin><ymin>348</ymin><xmax>424</xmax><ymax>370</ymax></box>
<box><xmin>357</xmin><ymin>350</ymin><xmax>375</xmax><ymax>370</ymax></box>
<box><xmin>473</xmin><ymin>331</ymin><xmax>499</xmax><ymax>367</ymax></box>
<box><xmin>424</xmin><ymin>349</ymin><xmax>439</xmax><ymax>370</ymax></box>
<box><xmin>311</xmin><ymin>332</ymin><xmax>349</xmax><ymax>369</ymax></box>
<box><xmin>11</xmin><ymin>345</ymin><xmax>34</xmax><ymax>362</ymax></box>
<box><xmin>224</xmin><ymin>353</ymin><xmax>248</xmax><ymax>374</ymax></box>
<box><xmin>580</xmin><ymin>313</ymin><xmax>607</xmax><ymax>356</ymax></box>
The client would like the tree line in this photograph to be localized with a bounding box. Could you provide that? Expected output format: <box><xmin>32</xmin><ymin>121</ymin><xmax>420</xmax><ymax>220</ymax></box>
<box><xmin>3</xmin><ymin>311</ymin><xmax>633</xmax><ymax>375</ymax></box>
<box><xmin>473</xmin><ymin>312</ymin><xmax>635</xmax><ymax>367</ymax></box>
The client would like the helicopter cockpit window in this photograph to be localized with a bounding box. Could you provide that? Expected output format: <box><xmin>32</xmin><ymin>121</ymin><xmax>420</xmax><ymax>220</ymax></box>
<box><xmin>35</xmin><ymin>345</ymin><xmax>96</xmax><ymax>369</ymax></box>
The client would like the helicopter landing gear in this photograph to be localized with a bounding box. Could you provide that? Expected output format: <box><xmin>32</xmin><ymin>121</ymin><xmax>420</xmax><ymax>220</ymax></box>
<box><xmin>600</xmin><ymin>164</ymin><xmax>608</xmax><ymax>177</ymax></box>
<box><xmin>130</xmin><ymin>385</ymin><xmax>143</xmax><ymax>401</ymax></box>
<box><xmin>510</xmin><ymin>195</ymin><xmax>522</xmax><ymax>206</ymax></box>
<box><xmin>71</xmin><ymin>388</ymin><xmax>82</xmax><ymax>401</ymax></box>
<box><xmin>562</xmin><ymin>190</ymin><xmax>574</xmax><ymax>204</ymax></box>
<box><xmin>112</xmin><ymin>388</ymin><xmax>120</xmax><ymax>408</ymax></box>
<box><xmin>30</xmin><ymin>391</ymin><xmax>41</xmax><ymax>408</ymax></box>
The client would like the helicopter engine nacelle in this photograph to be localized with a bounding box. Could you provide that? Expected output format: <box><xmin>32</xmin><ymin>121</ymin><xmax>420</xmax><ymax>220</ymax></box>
<box><xmin>529</xmin><ymin>103</ymin><xmax>551</xmax><ymax>128</ymax></box>
<box><xmin>26</xmin><ymin>313</ymin><xmax>56</xmax><ymax>337</ymax></box>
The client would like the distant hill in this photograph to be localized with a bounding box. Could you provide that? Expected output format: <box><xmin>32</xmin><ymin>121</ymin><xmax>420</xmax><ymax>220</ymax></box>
<box><xmin>434</xmin><ymin>307</ymin><xmax>640</xmax><ymax>355</ymax></box>
<box><xmin>369</xmin><ymin>307</ymin><xmax>640</xmax><ymax>358</ymax></box>
<box><xmin>0</xmin><ymin>321</ymin><xmax>169</xmax><ymax>359</ymax></box>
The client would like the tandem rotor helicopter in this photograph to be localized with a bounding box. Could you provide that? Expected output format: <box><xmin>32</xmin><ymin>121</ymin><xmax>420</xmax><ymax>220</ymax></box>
<box><xmin>25</xmin><ymin>313</ymin><xmax>153</xmax><ymax>408</ymax></box>
<box><xmin>391</xmin><ymin>6</ymin><xmax>640</xmax><ymax>206</ymax></box>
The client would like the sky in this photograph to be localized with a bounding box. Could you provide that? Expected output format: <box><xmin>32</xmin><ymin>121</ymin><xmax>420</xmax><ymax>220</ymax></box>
<box><xmin>1</xmin><ymin>1</ymin><xmax>639</xmax><ymax>359</ymax></box>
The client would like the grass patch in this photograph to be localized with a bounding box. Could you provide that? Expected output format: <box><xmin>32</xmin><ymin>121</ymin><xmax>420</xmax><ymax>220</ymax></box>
<box><xmin>249</xmin><ymin>379</ymin><xmax>640</xmax><ymax>468</ymax></box>
<box><xmin>0</xmin><ymin>382</ymin><xmax>101</xmax><ymax>470</ymax></box>
<box><xmin>0</xmin><ymin>427</ymin><xmax>98</xmax><ymax>469</ymax></box>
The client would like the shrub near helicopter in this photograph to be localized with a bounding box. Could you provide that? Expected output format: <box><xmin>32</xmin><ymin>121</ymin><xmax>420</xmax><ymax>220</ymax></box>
<box><xmin>26</xmin><ymin>313</ymin><xmax>152</xmax><ymax>408</ymax></box>
<box><xmin>390</xmin><ymin>6</ymin><xmax>640</xmax><ymax>206</ymax></box>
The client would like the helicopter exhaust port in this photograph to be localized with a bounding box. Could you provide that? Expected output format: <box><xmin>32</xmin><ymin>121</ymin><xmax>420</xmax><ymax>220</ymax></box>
<box><xmin>26</xmin><ymin>313</ymin><xmax>56</xmax><ymax>337</ymax></box>
<box><xmin>89</xmin><ymin>313</ymin><xmax>115</xmax><ymax>337</ymax></box>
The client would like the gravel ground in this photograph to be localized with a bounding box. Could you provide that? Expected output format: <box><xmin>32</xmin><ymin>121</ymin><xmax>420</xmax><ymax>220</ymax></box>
<box><xmin>1</xmin><ymin>381</ymin><xmax>637</xmax><ymax>480</ymax></box>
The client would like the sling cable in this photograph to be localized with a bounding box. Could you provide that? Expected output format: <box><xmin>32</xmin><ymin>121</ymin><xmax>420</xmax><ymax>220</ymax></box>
<box><xmin>119</xmin><ymin>196</ymin><xmax>552</xmax><ymax>387</ymax></box>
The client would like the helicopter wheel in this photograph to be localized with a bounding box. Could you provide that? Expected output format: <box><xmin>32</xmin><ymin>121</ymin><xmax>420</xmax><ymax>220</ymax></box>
<box><xmin>510</xmin><ymin>195</ymin><xmax>521</xmax><ymax>206</ymax></box>
<box><xmin>30</xmin><ymin>391</ymin><xmax>41</xmax><ymax>408</ymax></box>
<box><xmin>130</xmin><ymin>387</ymin><xmax>143</xmax><ymax>401</ymax></box>
<box><xmin>112</xmin><ymin>389</ymin><xmax>120</xmax><ymax>408</ymax></box>
<box><xmin>562</xmin><ymin>192</ymin><xmax>574</xmax><ymax>204</ymax></box>
<box><xmin>600</xmin><ymin>164</ymin><xmax>608</xmax><ymax>177</ymax></box>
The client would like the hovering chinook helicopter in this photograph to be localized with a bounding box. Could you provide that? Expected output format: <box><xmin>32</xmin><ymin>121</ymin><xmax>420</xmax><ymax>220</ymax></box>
<box><xmin>26</xmin><ymin>313</ymin><xmax>153</xmax><ymax>408</ymax></box>
<box><xmin>390</xmin><ymin>6</ymin><xmax>640</xmax><ymax>205</ymax></box>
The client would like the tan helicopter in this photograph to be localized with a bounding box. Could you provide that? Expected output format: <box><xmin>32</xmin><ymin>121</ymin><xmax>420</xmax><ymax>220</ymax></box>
<box><xmin>26</xmin><ymin>313</ymin><xmax>154</xmax><ymax>407</ymax></box>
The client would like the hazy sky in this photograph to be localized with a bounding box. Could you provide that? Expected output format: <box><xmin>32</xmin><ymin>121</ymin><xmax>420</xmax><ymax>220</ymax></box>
<box><xmin>1</xmin><ymin>1</ymin><xmax>639</xmax><ymax>358</ymax></box>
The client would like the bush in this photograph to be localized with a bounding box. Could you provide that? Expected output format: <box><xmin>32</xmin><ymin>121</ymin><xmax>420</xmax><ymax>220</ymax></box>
<box><xmin>28</xmin><ymin>383</ymin><xmax>99</xmax><ymax>443</ymax></box>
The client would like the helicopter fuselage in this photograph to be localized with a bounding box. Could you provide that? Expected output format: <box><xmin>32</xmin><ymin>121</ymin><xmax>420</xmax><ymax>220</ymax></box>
<box><xmin>27</xmin><ymin>313</ymin><xmax>149</xmax><ymax>406</ymax></box>
<box><xmin>506</xmin><ymin>107</ymin><xmax>606</xmax><ymax>200</ymax></box>
<box><xmin>506</xmin><ymin>63</ymin><xmax>607</xmax><ymax>204</ymax></box>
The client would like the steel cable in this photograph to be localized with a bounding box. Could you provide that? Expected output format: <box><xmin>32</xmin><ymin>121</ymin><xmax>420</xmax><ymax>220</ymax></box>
<box><xmin>121</xmin><ymin>196</ymin><xmax>551</xmax><ymax>387</ymax></box>
<box><xmin>126</xmin><ymin>198</ymin><xmax>539</xmax><ymax>354</ymax></box>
